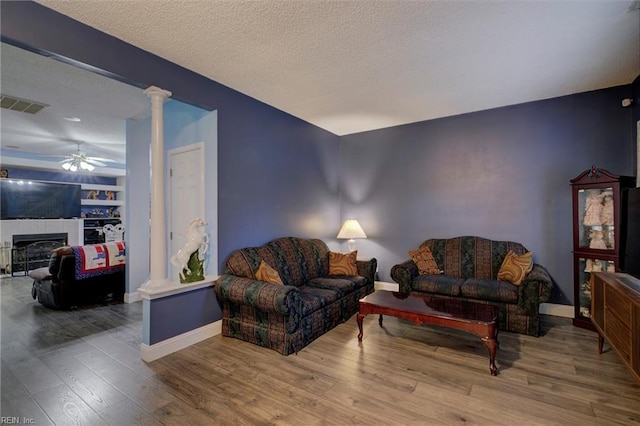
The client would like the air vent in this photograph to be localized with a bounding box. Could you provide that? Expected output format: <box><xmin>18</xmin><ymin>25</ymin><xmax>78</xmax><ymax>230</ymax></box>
<box><xmin>0</xmin><ymin>94</ymin><xmax>48</xmax><ymax>114</ymax></box>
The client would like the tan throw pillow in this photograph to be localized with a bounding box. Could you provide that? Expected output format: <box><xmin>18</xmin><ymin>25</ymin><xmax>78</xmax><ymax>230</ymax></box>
<box><xmin>408</xmin><ymin>246</ymin><xmax>441</xmax><ymax>275</ymax></box>
<box><xmin>329</xmin><ymin>251</ymin><xmax>358</xmax><ymax>276</ymax></box>
<box><xmin>498</xmin><ymin>251</ymin><xmax>533</xmax><ymax>285</ymax></box>
<box><xmin>255</xmin><ymin>261</ymin><xmax>283</xmax><ymax>285</ymax></box>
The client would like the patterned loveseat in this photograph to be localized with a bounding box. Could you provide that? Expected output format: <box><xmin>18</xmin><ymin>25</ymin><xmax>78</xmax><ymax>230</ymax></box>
<box><xmin>390</xmin><ymin>236</ymin><xmax>553</xmax><ymax>336</ymax></box>
<box><xmin>215</xmin><ymin>237</ymin><xmax>377</xmax><ymax>355</ymax></box>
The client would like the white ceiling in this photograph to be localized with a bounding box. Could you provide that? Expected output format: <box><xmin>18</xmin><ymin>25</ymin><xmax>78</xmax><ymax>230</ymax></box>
<box><xmin>2</xmin><ymin>1</ymin><xmax>639</xmax><ymax>170</ymax></box>
<box><xmin>0</xmin><ymin>42</ymin><xmax>148</xmax><ymax>167</ymax></box>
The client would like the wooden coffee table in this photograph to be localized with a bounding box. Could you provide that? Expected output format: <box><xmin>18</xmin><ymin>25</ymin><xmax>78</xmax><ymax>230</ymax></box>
<box><xmin>357</xmin><ymin>290</ymin><xmax>499</xmax><ymax>376</ymax></box>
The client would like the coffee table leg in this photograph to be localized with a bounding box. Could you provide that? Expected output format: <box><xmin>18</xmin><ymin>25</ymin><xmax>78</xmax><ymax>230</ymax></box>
<box><xmin>357</xmin><ymin>313</ymin><xmax>365</xmax><ymax>341</ymax></box>
<box><xmin>482</xmin><ymin>336</ymin><xmax>498</xmax><ymax>376</ymax></box>
<box><xmin>597</xmin><ymin>333</ymin><xmax>604</xmax><ymax>354</ymax></box>
<box><xmin>378</xmin><ymin>314</ymin><xmax>383</xmax><ymax>326</ymax></box>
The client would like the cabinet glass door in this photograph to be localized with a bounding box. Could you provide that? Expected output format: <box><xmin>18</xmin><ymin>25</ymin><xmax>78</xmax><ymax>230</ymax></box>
<box><xmin>577</xmin><ymin>187</ymin><xmax>615</xmax><ymax>250</ymax></box>
<box><xmin>577</xmin><ymin>257</ymin><xmax>616</xmax><ymax>318</ymax></box>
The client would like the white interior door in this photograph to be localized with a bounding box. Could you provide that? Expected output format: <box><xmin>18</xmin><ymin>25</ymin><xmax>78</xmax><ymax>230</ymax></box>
<box><xmin>169</xmin><ymin>142</ymin><xmax>205</xmax><ymax>281</ymax></box>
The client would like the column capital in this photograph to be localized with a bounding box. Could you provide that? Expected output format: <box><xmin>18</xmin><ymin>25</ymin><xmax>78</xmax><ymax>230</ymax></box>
<box><xmin>144</xmin><ymin>86</ymin><xmax>172</xmax><ymax>100</ymax></box>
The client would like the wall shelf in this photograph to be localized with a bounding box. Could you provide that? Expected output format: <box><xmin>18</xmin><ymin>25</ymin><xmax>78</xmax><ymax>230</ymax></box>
<box><xmin>80</xmin><ymin>184</ymin><xmax>124</xmax><ymax>192</ymax></box>
<box><xmin>81</xmin><ymin>199</ymin><xmax>123</xmax><ymax>207</ymax></box>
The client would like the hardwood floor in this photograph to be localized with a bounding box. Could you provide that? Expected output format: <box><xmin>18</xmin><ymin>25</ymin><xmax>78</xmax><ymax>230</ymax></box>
<box><xmin>2</xmin><ymin>275</ymin><xmax>639</xmax><ymax>425</ymax></box>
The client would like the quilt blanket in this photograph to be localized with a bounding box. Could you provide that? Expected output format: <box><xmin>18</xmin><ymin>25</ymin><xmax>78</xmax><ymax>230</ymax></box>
<box><xmin>72</xmin><ymin>242</ymin><xmax>126</xmax><ymax>280</ymax></box>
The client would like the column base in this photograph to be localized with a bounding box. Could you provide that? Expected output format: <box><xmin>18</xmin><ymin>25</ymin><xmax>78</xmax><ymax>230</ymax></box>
<box><xmin>141</xmin><ymin>278</ymin><xmax>173</xmax><ymax>292</ymax></box>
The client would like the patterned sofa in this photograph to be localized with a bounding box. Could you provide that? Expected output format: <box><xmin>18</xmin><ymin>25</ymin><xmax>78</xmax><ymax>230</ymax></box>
<box><xmin>390</xmin><ymin>236</ymin><xmax>553</xmax><ymax>336</ymax></box>
<box><xmin>215</xmin><ymin>237</ymin><xmax>377</xmax><ymax>355</ymax></box>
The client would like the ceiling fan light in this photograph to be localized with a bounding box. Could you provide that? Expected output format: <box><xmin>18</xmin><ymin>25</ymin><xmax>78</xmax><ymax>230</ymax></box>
<box><xmin>80</xmin><ymin>161</ymin><xmax>94</xmax><ymax>171</ymax></box>
<box><xmin>69</xmin><ymin>163</ymin><xmax>78</xmax><ymax>172</ymax></box>
<box><xmin>61</xmin><ymin>162</ymin><xmax>71</xmax><ymax>170</ymax></box>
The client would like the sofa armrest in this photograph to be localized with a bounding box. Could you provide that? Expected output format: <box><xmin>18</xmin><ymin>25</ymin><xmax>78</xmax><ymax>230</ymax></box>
<box><xmin>390</xmin><ymin>259</ymin><xmax>419</xmax><ymax>293</ymax></box>
<box><xmin>214</xmin><ymin>275</ymin><xmax>301</xmax><ymax>315</ymax></box>
<box><xmin>518</xmin><ymin>263</ymin><xmax>554</xmax><ymax>315</ymax></box>
<box><xmin>356</xmin><ymin>258</ymin><xmax>377</xmax><ymax>285</ymax></box>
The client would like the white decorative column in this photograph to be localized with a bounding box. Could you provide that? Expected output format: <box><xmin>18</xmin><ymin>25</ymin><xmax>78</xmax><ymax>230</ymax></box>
<box><xmin>142</xmin><ymin>86</ymin><xmax>172</xmax><ymax>290</ymax></box>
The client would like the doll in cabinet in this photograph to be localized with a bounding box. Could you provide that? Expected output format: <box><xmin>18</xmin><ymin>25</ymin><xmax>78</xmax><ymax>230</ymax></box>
<box><xmin>570</xmin><ymin>167</ymin><xmax>635</xmax><ymax>329</ymax></box>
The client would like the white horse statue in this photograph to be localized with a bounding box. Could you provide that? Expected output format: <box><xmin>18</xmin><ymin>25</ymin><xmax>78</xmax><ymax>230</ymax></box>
<box><xmin>170</xmin><ymin>217</ymin><xmax>209</xmax><ymax>281</ymax></box>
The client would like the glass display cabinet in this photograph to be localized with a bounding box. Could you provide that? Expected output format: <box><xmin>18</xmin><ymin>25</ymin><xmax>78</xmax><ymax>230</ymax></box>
<box><xmin>570</xmin><ymin>166</ymin><xmax>635</xmax><ymax>330</ymax></box>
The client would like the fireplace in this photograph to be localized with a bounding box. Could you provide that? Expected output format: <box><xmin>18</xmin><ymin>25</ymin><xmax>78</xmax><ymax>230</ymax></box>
<box><xmin>11</xmin><ymin>233</ymin><xmax>68</xmax><ymax>276</ymax></box>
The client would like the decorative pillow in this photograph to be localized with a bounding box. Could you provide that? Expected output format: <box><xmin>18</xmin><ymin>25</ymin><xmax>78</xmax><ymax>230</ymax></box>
<box><xmin>29</xmin><ymin>267</ymin><xmax>52</xmax><ymax>281</ymax></box>
<box><xmin>497</xmin><ymin>251</ymin><xmax>533</xmax><ymax>285</ymax></box>
<box><xmin>255</xmin><ymin>261</ymin><xmax>283</xmax><ymax>285</ymax></box>
<box><xmin>329</xmin><ymin>251</ymin><xmax>358</xmax><ymax>276</ymax></box>
<box><xmin>408</xmin><ymin>246</ymin><xmax>441</xmax><ymax>275</ymax></box>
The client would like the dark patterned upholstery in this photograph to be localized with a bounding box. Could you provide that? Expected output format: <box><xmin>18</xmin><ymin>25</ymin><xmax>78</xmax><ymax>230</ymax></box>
<box><xmin>216</xmin><ymin>237</ymin><xmax>377</xmax><ymax>355</ymax></box>
<box><xmin>391</xmin><ymin>236</ymin><xmax>553</xmax><ymax>336</ymax></box>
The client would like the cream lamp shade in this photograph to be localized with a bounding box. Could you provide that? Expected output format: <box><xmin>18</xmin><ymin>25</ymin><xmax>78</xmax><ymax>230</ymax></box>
<box><xmin>337</xmin><ymin>219</ymin><xmax>367</xmax><ymax>252</ymax></box>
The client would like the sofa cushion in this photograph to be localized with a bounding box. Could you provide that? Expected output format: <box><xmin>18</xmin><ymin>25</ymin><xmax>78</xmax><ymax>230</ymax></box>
<box><xmin>307</xmin><ymin>276</ymin><xmax>366</xmax><ymax>298</ymax></box>
<box><xmin>408</xmin><ymin>246</ymin><xmax>441</xmax><ymax>275</ymax></box>
<box><xmin>298</xmin><ymin>285</ymin><xmax>340</xmax><ymax>316</ymax></box>
<box><xmin>412</xmin><ymin>274</ymin><xmax>465</xmax><ymax>296</ymax></box>
<box><xmin>267</xmin><ymin>238</ymin><xmax>330</xmax><ymax>286</ymax></box>
<box><xmin>497</xmin><ymin>251</ymin><xmax>533</xmax><ymax>285</ymax></box>
<box><xmin>423</xmin><ymin>236</ymin><xmax>527</xmax><ymax>279</ymax></box>
<box><xmin>224</xmin><ymin>247</ymin><xmax>265</xmax><ymax>279</ymax></box>
<box><xmin>460</xmin><ymin>278</ymin><xmax>519</xmax><ymax>304</ymax></box>
<box><xmin>328</xmin><ymin>251</ymin><xmax>358</xmax><ymax>275</ymax></box>
<box><xmin>255</xmin><ymin>261</ymin><xmax>283</xmax><ymax>285</ymax></box>
<box><xmin>224</xmin><ymin>238</ymin><xmax>330</xmax><ymax>286</ymax></box>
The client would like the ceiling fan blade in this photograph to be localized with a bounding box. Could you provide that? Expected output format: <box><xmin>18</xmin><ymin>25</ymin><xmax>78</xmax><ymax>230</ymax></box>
<box><xmin>84</xmin><ymin>158</ymin><xmax>106</xmax><ymax>167</ymax></box>
<box><xmin>87</xmin><ymin>156</ymin><xmax>116</xmax><ymax>163</ymax></box>
<box><xmin>58</xmin><ymin>158</ymin><xmax>72</xmax><ymax>164</ymax></box>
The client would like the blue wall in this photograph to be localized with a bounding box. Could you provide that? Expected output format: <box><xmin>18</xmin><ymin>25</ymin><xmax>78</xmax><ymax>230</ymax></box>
<box><xmin>341</xmin><ymin>86</ymin><xmax>636</xmax><ymax>304</ymax></box>
<box><xmin>145</xmin><ymin>287</ymin><xmax>221</xmax><ymax>345</ymax></box>
<box><xmin>125</xmin><ymin>113</ymin><xmax>151</xmax><ymax>295</ymax></box>
<box><xmin>218</xmin><ymin>104</ymin><xmax>341</xmax><ymax>252</ymax></box>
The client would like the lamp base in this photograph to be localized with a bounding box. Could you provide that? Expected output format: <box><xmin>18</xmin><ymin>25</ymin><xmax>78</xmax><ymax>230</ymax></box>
<box><xmin>347</xmin><ymin>239</ymin><xmax>357</xmax><ymax>253</ymax></box>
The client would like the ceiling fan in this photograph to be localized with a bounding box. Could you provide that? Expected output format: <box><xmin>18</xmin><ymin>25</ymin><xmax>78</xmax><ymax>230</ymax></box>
<box><xmin>59</xmin><ymin>143</ymin><xmax>114</xmax><ymax>172</ymax></box>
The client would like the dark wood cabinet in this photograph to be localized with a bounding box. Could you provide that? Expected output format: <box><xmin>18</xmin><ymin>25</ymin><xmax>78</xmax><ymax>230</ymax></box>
<box><xmin>570</xmin><ymin>167</ymin><xmax>635</xmax><ymax>330</ymax></box>
<box><xmin>591</xmin><ymin>272</ymin><xmax>640</xmax><ymax>384</ymax></box>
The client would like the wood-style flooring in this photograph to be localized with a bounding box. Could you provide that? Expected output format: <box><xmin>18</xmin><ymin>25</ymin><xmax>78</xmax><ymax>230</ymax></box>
<box><xmin>1</xmin><ymin>275</ymin><xmax>639</xmax><ymax>425</ymax></box>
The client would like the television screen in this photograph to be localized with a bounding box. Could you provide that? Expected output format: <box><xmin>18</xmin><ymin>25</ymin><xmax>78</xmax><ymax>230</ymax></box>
<box><xmin>0</xmin><ymin>180</ymin><xmax>81</xmax><ymax>219</ymax></box>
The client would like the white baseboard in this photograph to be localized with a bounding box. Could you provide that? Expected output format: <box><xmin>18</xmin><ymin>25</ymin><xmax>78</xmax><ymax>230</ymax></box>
<box><xmin>540</xmin><ymin>303</ymin><xmax>574</xmax><ymax>318</ymax></box>
<box><xmin>140</xmin><ymin>320</ymin><xmax>221</xmax><ymax>362</ymax></box>
<box><xmin>124</xmin><ymin>291</ymin><xmax>141</xmax><ymax>303</ymax></box>
<box><xmin>375</xmin><ymin>281</ymin><xmax>399</xmax><ymax>291</ymax></box>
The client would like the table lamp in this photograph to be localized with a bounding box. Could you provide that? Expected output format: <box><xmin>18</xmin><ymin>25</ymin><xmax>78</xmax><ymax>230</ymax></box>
<box><xmin>337</xmin><ymin>219</ymin><xmax>367</xmax><ymax>252</ymax></box>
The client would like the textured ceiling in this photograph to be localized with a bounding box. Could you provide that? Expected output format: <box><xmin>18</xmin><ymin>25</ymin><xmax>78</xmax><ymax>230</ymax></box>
<box><xmin>1</xmin><ymin>1</ymin><xmax>638</xmax><ymax>173</ymax></box>
<box><xmin>36</xmin><ymin>0</ymin><xmax>640</xmax><ymax>136</ymax></box>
